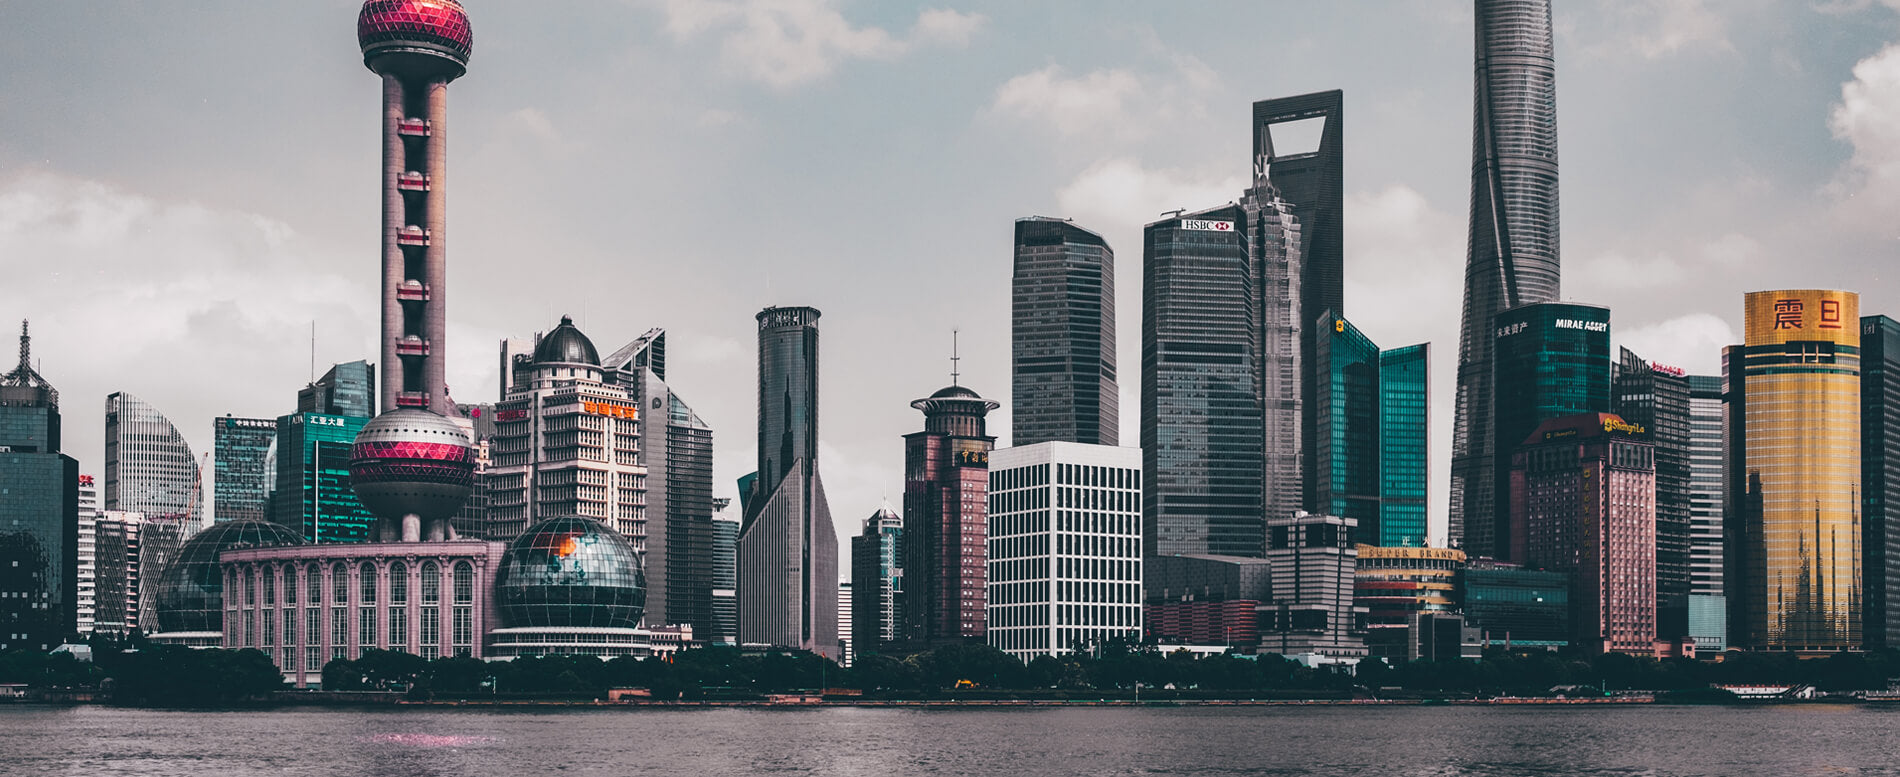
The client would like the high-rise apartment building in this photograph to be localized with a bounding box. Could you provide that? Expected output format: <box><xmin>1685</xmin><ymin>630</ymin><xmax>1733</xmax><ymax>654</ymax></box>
<box><xmin>987</xmin><ymin>442</ymin><xmax>1142</xmax><ymax>662</ymax></box>
<box><xmin>1012</xmin><ymin>217</ymin><xmax>1117</xmax><ymax>447</ymax></box>
<box><xmin>851</xmin><ymin>504</ymin><xmax>903</xmax><ymax>652</ymax></box>
<box><xmin>0</xmin><ymin>322</ymin><xmax>79</xmax><ymax>652</ymax></box>
<box><xmin>1863</xmin><ymin>315</ymin><xmax>1900</xmax><ymax>650</ymax></box>
<box><xmin>1726</xmin><ymin>290</ymin><xmax>1861</xmax><ymax>651</ymax></box>
<box><xmin>738</xmin><ymin>306</ymin><xmax>839</xmax><ymax>658</ymax></box>
<box><xmin>271</xmin><ymin>412</ymin><xmax>373</xmax><ymax>542</ymax></box>
<box><xmin>1450</xmin><ymin>0</ymin><xmax>1562</xmax><ymax>549</ymax></box>
<box><xmin>1309</xmin><ymin>313</ymin><xmax>1430</xmax><ymax>547</ymax></box>
<box><xmin>74</xmin><ymin>474</ymin><xmax>99</xmax><ymax>633</ymax></box>
<box><xmin>603</xmin><ymin>328</ymin><xmax>716</xmax><ymax>633</ymax></box>
<box><xmin>213</xmin><ymin>416</ymin><xmax>276</xmax><ymax>523</ymax></box>
<box><xmin>1483</xmin><ymin>302</ymin><xmax>1610</xmax><ymax>561</ymax></box>
<box><xmin>1260</xmin><ymin>511</ymin><xmax>1367</xmax><ymax>659</ymax></box>
<box><xmin>1613</xmin><ymin>349</ymin><xmax>1692</xmax><ymax>640</ymax></box>
<box><xmin>1686</xmin><ymin>374</ymin><xmax>1726</xmax><ymax>650</ymax></box>
<box><xmin>488</xmin><ymin>317</ymin><xmax>649</xmax><ymax>546</ymax></box>
<box><xmin>297</xmin><ymin>360</ymin><xmax>375</xmax><ymax>418</ymax></box>
<box><xmin>1143</xmin><ymin>205</ymin><xmax>1266</xmax><ymax>558</ymax></box>
<box><xmin>1510</xmin><ymin>413</ymin><xmax>1657</xmax><ymax>655</ymax></box>
<box><xmin>902</xmin><ymin>383</ymin><xmax>998</xmax><ymax>645</ymax></box>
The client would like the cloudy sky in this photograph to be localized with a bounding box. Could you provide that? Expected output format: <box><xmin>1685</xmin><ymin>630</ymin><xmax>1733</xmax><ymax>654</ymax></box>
<box><xmin>4</xmin><ymin>1</ymin><xmax>1899</xmax><ymax>548</ymax></box>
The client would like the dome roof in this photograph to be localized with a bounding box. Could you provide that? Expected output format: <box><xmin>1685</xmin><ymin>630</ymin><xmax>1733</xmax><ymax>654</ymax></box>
<box><xmin>532</xmin><ymin>316</ymin><xmax>601</xmax><ymax>367</ymax></box>
<box><xmin>495</xmin><ymin>517</ymin><xmax>645</xmax><ymax>630</ymax></box>
<box><xmin>930</xmin><ymin>384</ymin><xmax>980</xmax><ymax>399</ymax></box>
<box><xmin>349</xmin><ymin>408</ymin><xmax>476</xmax><ymax>523</ymax></box>
<box><xmin>358</xmin><ymin>0</ymin><xmax>472</xmax><ymax>74</ymax></box>
<box><xmin>153</xmin><ymin>520</ymin><xmax>305</xmax><ymax>633</ymax></box>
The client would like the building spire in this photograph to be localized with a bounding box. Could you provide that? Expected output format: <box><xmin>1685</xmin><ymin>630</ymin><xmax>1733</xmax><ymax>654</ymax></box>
<box><xmin>17</xmin><ymin>319</ymin><xmax>28</xmax><ymax>373</ymax></box>
<box><xmin>951</xmin><ymin>329</ymin><xmax>961</xmax><ymax>387</ymax></box>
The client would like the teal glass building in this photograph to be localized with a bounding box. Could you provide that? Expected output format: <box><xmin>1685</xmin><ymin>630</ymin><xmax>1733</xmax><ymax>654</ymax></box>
<box><xmin>1309</xmin><ymin>313</ymin><xmax>1429</xmax><ymax>547</ymax></box>
<box><xmin>270</xmin><ymin>412</ymin><xmax>373</xmax><ymax>543</ymax></box>
<box><xmin>0</xmin><ymin>323</ymin><xmax>78</xmax><ymax>652</ymax></box>
<box><xmin>1481</xmin><ymin>302</ymin><xmax>1610</xmax><ymax>561</ymax></box>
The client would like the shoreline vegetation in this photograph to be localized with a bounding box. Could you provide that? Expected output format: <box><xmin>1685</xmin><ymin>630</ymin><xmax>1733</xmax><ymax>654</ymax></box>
<box><xmin>5</xmin><ymin>636</ymin><xmax>1899</xmax><ymax>709</ymax></box>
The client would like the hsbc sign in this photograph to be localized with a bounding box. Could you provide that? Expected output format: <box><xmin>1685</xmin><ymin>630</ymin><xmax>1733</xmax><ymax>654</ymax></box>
<box><xmin>1181</xmin><ymin>219</ymin><xmax>1234</xmax><ymax>232</ymax></box>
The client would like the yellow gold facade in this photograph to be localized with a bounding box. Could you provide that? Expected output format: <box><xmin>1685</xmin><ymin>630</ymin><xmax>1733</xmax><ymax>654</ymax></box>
<box><xmin>1737</xmin><ymin>290</ymin><xmax>1861</xmax><ymax>650</ymax></box>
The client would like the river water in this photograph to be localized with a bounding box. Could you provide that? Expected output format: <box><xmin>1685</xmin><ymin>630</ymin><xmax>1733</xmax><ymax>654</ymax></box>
<box><xmin>3</xmin><ymin>703</ymin><xmax>1898</xmax><ymax>776</ymax></box>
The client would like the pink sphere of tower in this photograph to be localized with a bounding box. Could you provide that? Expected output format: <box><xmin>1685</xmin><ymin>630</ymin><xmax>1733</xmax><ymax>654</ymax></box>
<box><xmin>358</xmin><ymin>0</ymin><xmax>472</xmax><ymax>77</ymax></box>
<box><xmin>349</xmin><ymin>408</ymin><xmax>476</xmax><ymax>541</ymax></box>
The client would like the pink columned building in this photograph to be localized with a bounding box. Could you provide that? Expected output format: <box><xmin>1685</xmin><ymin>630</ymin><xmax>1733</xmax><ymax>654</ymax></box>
<box><xmin>901</xmin><ymin>384</ymin><xmax>998</xmax><ymax>645</ymax></box>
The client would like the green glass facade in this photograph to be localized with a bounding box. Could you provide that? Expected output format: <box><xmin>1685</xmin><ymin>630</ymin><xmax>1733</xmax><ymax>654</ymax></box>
<box><xmin>1309</xmin><ymin>313</ymin><xmax>1429</xmax><ymax>548</ymax></box>
<box><xmin>1484</xmin><ymin>302</ymin><xmax>1610</xmax><ymax>561</ymax></box>
<box><xmin>1380</xmin><ymin>344</ymin><xmax>1429</xmax><ymax>547</ymax></box>
<box><xmin>1463</xmin><ymin>561</ymin><xmax>1570</xmax><ymax>647</ymax></box>
<box><xmin>270</xmin><ymin>412</ymin><xmax>373</xmax><ymax>543</ymax></box>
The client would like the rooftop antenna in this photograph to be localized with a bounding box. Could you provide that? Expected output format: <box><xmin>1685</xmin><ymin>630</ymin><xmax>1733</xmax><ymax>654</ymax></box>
<box><xmin>17</xmin><ymin>319</ymin><xmax>29</xmax><ymax>372</ymax></box>
<box><xmin>310</xmin><ymin>320</ymin><xmax>317</xmax><ymax>384</ymax></box>
<box><xmin>950</xmin><ymin>329</ymin><xmax>961</xmax><ymax>387</ymax></box>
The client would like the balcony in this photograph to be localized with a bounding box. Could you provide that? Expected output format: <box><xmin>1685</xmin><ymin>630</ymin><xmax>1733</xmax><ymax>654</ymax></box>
<box><xmin>397</xmin><ymin>226</ymin><xmax>430</xmax><ymax>247</ymax></box>
<box><xmin>397</xmin><ymin>171</ymin><xmax>431</xmax><ymax>192</ymax></box>
<box><xmin>396</xmin><ymin>279</ymin><xmax>430</xmax><ymax>302</ymax></box>
<box><xmin>396</xmin><ymin>335</ymin><xmax>431</xmax><ymax>357</ymax></box>
<box><xmin>396</xmin><ymin>391</ymin><xmax>429</xmax><ymax>408</ymax></box>
<box><xmin>398</xmin><ymin>118</ymin><xmax>431</xmax><ymax>137</ymax></box>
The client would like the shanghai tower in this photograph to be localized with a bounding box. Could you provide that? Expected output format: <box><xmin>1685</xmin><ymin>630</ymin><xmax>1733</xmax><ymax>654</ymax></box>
<box><xmin>1448</xmin><ymin>0</ymin><xmax>1560</xmax><ymax>554</ymax></box>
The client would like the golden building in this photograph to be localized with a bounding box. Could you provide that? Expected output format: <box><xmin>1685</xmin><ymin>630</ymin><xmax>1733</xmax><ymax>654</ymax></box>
<box><xmin>1728</xmin><ymin>290</ymin><xmax>1861</xmax><ymax>651</ymax></box>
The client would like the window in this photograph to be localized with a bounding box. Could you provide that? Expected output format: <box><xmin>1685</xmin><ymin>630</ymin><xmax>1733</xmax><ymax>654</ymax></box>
<box><xmin>360</xmin><ymin>564</ymin><xmax>378</xmax><ymax>604</ymax></box>
<box><xmin>333</xmin><ymin>563</ymin><xmax>350</xmax><ymax>605</ymax></box>
<box><xmin>453</xmin><ymin>562</ymin><xmax>473</xmax><ymax>605</ymax></box>
<box><xmin>307</xmin><ymin>566</ymin><xmax>323</xmax><ymax>606</ymax></box>
<box><xmin>390</xmin><ymin>562</ymin><xmax>409</xmax><ymax>604</ymax></box>
<box><xmin>359</xmin><ymin>607</ymin><xmax>376</xmax><ymax>649</ymax></box>
<box><xmin>390</xmin><ymin>607</ymin><xmax>408</xmax><ymax>651</ymax></box>
<box><xmin>421</xmin><ymin>562</ymin><xmax>440</xmax><ymax>604</ymax></box>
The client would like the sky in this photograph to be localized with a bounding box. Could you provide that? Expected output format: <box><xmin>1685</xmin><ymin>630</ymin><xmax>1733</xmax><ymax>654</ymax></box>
<box><xmin>3</xmin><ymin>0</ymin><xmax>1900</xmax><ymax>550</ymax></box>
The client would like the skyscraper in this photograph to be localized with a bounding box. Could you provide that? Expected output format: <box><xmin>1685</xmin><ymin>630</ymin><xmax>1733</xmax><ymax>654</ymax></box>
<box><xmin>1686</xmin><ymin>374</ymin><xmax>1726</xmax><ymax>650</ymax></box>
<box><xmin>1247</xmin><ymin>181</ymin><xmax>1307</xmax><ymax>529</ymax></box>
<box><xmin>1483</xmin><ymin>302</ymin><xmax>1609</xmax><ymax>561</ymax></box>
<box><xmin>297</xmin><ymin>360</ymin><xmax>375</xmax><ymax>418</ymax></box>
<box><xmin>1143</xmin><ymin>205</ymin><xmax>1266</xmax><ymax>558</ymax></box>
<box><xmin>1012</xmin><ymin>217</ymin><xmax>1117</xmax><ymax>447</ymax></box>
<box><xmin>901</xmin><ymin>382</ymin><xmax>998</xmax><ymax>645</ymax></box>
<box><xmin>213</xmin><ymin>416</ymin><xmax>276</xmax><ymax>523</ymax></box>
<box><xmin>1379</xmin><ymin>344</ymin><xmax>1430</xmax><ymax>547</ymax></box>
<box><xmin>1613</xmin><ymin>348</ymin><xmax>1692</xmax><ymax>639</ymax></box>
<box><xmin>1864</xmin><ymin>315</ymin><xmax>1900</xmax><ymax>649</ymax></box>
<box><xmin>0</xmin><ymin>322</ymin><xmax>79</xmax><ymax>652</ymax></box>
<box><xmin>851</xmin><ymin>504</ymin><xmax>903</xmax><ymax>652</ymax></box>
<box><xmin>1260</xmin><ymin>511</ymin><xmax>1367</xmax><ymax>659</ymax></box>
<box><xmin>105</xmin><ymin>392</ymin><xmax>202</xmax><ymax>525</ymax></box>
<box><xmin>1727</xmin><ymin>290</ymin><xmax>1861</xmax><ymax>651</ymax></box>
<box><xmin>710</xmin><ymin>497</ymin><xmax>738</xmax><ymax>644</ymax></box>
<box><xmin>738</xmin><ymin>306</ymin><xmax>839</xmax><ymax>658</ymax></box>
<box><xmin>1308</xmin><ymin>313</ymin><xmax>1431</xmax><ymax>549</ymax></box>
<box><xmin>604</xmin><ymin>327</ymin><xmax>717</xmax><ymax>632</ymax></box>
<box><xmin>270</xmin><ymin>411</ymin><xmax>373</xmax><ymax>542</ymax></box>
<box><xmin>1449</xmin><ymin>0</ymin><xmax>1562</xmax><ymax>549</ymax></box>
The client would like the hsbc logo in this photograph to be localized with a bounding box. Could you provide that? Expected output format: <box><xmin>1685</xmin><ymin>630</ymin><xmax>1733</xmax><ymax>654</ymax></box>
<box><xmin>1181</xmin><ymin>219</ymin><xmax>1233</xmax><ymax>232</ymax></box>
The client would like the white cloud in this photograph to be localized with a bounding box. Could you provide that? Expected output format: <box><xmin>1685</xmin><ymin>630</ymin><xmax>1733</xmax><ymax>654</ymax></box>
<box><xmin>1616</xmin><ymin>313</ymin><xmax>1736</xmax><ymax>375</ymax></box>
<box><xmin>1053</xmin><ymin>157</ymin><xmax>1245</xmax><ymax>236</ymax></box>
<box><xmin>1582</xmin><ymin>0</ymin><xmax>1738</xmax><ymax>60</ymax></box>
<box><xmin>651</xmin><ymin>0</ymin><xmax>985</xmax><ymax>88</ymax></box>
<box><xmin>989</xmin><ymin>54</ymin><xmax>1220</xmax><ymax>143</ymax></box>
<box><xmin>1830</xmin><ymin>42</ymin><xmax>1900</xmax><ymax>233</ymax></box>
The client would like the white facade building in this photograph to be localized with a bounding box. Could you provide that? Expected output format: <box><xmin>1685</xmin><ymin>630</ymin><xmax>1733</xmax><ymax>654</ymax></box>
<box><xmin>986</xmin><ymin>442</ymin><xmax>1142</xmax><ymax>662</ymax></box>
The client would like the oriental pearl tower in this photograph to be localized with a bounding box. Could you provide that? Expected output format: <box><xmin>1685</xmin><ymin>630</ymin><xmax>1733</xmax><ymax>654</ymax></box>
<box><xmin>348</xmin><ymin>0</ymin><xmax>476</xmax><ymax>543</ymax></box>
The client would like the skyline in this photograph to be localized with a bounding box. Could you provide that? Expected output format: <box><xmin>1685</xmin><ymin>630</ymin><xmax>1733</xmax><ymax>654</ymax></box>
<box><xmin>4</xmin><ymin>2</ymin><xmax>1900</xmax><ymax>549</ymax></box>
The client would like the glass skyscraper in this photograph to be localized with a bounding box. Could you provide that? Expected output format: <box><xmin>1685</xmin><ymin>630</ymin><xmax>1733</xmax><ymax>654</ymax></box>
<box><xmin>1309</xmin><ymin>313</ymin><xmax>1429</xmax><ymax>549</ymax></box>
<box><xmin>1142</xmin><ymin>205</ymin><xmax>1265</xmax><ymax>558</ymax></box>
<box><xmin>0</xmin><ymin>322</ymin><xmax>79</xmax><ymax>652</ymax></box>
<box><xmin>1686</xmin><ymin>374</ymin><xmax>1726</xmax><ymax>650</ymax></box>
<box><xmin>1484</xmin><ymin>302</ymin><xmax>1609</xmax><ymax>561</ymax></box>
<box><xmin>1380</xmin><ymin>344</ymin><xmax>1429</xmax><ymax>547</ymax></box>
<box><xmin>851</xmin><ymin>504</ymin><xmax>903</xmax><ymax>652</ymax></box>
<box><xmin>270</xmin><ymin>412</ymin><xmax>373</xmax><ymax>543</ymax></box>
<box><xmin>213</xmin><ymin>416</ymin><xmax>275</xmax><ymax>523</ymax></box>
<box><xmin>1012</xmin><ymin>217</ymin><xmax>1117</xmax><ymax>447</ymax></box>
<box><xmin>297</xmin><ymin>360</ymin><xmax>374</xmax><ymax>418</ymax></box>
<box><xmin>1450</xmin><ymin>0</ymin><xmax>1562</xmax><ymax>550</ymax></box>
<box><xmin>1862</xmin><ymin>315</ymin><xmax>1900</xmax><ymax>649</ymax></box>
<box><xmin>1613</xmin><ymin>348</ymin><xmax>1692</xmax><ymax>639</ymax></box>
<box><xmin>105</xmin><ymin>392</ymin><xmax>202</xmax><ymax>525</ymax></box>
<box><xmin>1727</xmin><ymin>290</ymin><xmax>1861</xmax><ymax>651</ymax></box>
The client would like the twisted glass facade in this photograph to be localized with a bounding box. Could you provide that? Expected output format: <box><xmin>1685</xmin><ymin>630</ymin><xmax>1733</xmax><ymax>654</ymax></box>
<box><xmin>1012</xmin><ymin>217</ymin><xmax>1117</xmax><ymax>447</ymax></box>
<box><xmin>1450</xmin><ymin>0</ymin><xmax>1561</xmax><ymax>550</ymax></box>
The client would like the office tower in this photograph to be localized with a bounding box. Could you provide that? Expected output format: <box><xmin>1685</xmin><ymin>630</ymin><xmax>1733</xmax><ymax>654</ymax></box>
<box><xmin>488</xmin><ymin>317</ymin><xmax>649</xmax><ymax>546</ymax></box>
<box><xmin>1310</xmin><ymin>313</ymin><xmax>1381</xmax><ymax>536</ymax></box>
<box><xmin>271</xmin><ymin>412</ymin><xmax>374</xmax><ymax>542</ymax></box>
<box><xmin>1510</xmin><ymin>413</ymin><xmax>1657</xmax><ymax>655</ymax></box>
<box><xmin>1483</xmin><ymin>302</ymin><xmax>1610</xmax><ymax>561</ymax></box>
<box><xmin>1247</xmin><ymin>175</ymin><xmax>1307</xmax><ymax>530</ymax></box>
<box><xmin>1686</xmin><ymin>374</ymin><xmax>1727</xmax><ymax>651</ymax></box>
<box><xmin>360</xmin><ymin>0</ymin><xmax>468</xmax><ymax>415</ymax></box>
<box><xmin>710</xmin><ymin>497</ymin><xmax>738</xmax><ymax>643</ymax></box>
<box><xmin>1612</xmin><ymin>349</ymin><xmax>1692</xmax><ymax>640</ymax></box>
<box><xmin>105</xmin><ymin>392</ymin><xmax>202</xmax><ymax>525</ymax></box>
<box><xmin>1143</xmin><ymin>205</ymin><xmax>1266</xmax><ymax>558</ymax></box>
<box><xmin>1462</xmin><ymin>558</ymin><xmax>1570</xmax><ymax>648</ymax></box>
<box><xmin>604</xmin><ymin>328</ymin><xmax>717</xmax><ymax>633</ymax></box>
<box><xmin>1380</xmin><ymin>344</ymin><xmax>1430</xmax><ymax>547</ymax></box>
<box><xmin>987</xmin><ymin>442</ymin><xmax>1142</xmax><ymax>662</ymax></box>
<box><xmin>1354</xmin><ymin>545</ymin><xmax>1464</xmax><ymax>658</ymax></box>
<box><xmin>297</xmin><ymin>360</ymin><xmax>375</xmax><ymax>418</ymax></box>
<box><xmin>0</xmin><ymin>321</ymin><xmax>79</xmax><ymax>651</ymax></box>
<box><xmin>738</xmin><ymin>306</ymin><xmax>839</xmax><ymax>658</ymax></box>
<box><xmin>1864</xmin><ymin>315</ymin><xmax>1900</xmax><ymax>650</ymax></box>
<box><xmin>1727</xmin><ymin>290</ymin><xmax>1862</xmax><ymax>651</ymax></box>
<box><xmin>213</xmin><ymin>416</ymin><xmax>276</xmax><ymax>523</ymax></box>
<box><xmin>448</xmin><ymin>402</ymin><xmax>494</xmax><ymax>539</ymax></box>
<box><xmin>1260</xmin><ymin>511</ymin><xmax>1367</xmax><ymax>659</ymax></box>
<box><xmin>851</xmin><ymin>504</ymin><xmax>903</xmax><ymax>653</ymax></box>
<box><xmin>1449</xmin><ymin>0</ymin><xmax>1562</xmax><ymax>549</ymax></box>
<box><xmin>902</xmin><ymin>382</ymin><xmax>998</xmax><ymax>645</ymax></box>
<box><xmin>1012</xmin><ymin>217</ymin><xmax>1117</xmax><ymax>446</ymax></box>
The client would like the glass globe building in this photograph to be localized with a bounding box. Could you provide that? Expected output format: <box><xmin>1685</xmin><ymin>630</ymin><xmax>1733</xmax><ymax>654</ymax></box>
<box><xmin>496</xmin><ymin>516</ymin><xmax>645</xmax><ymax>629</ymax></box>
<box><xmin>153</xmin><ymin>520</ymin><xmax>304</xmax><ymax>634</ymax></box>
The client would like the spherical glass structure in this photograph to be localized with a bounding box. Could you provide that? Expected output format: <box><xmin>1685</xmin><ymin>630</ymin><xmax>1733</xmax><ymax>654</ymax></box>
<box><xmin>358</xmin><ymin>0</ymin><xmax>472</xmax><ymax>75</ymax></box>
<box><xmin>153</xmin><ymin>520</ymin><xmax>304</xmax><ymax>633</ymax></box>
<box><xmin>495</xmin><ymin>517</ymin><xmax>645</xmax><ymax>629</ymax></box>
<box><xmin>348</xmin><ymin>408</ymin><xmax>476</xmax><ymax>522</ymax></box>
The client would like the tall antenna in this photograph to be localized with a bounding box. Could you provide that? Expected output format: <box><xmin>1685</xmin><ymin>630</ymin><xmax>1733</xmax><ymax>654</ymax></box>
<box><xmin>309</xmin><ymin>320</ymin><xmax>317</xmax><ymax>384</ymax></box>
<box><xmin>16</xmin><ymin>319</ymin><xmax>28</xmax><ymax>372</ymax></box>
<box><xmin>950</xmin><ymin>329</ymin><xmax>961</xmax><ymax>387</ymax></box>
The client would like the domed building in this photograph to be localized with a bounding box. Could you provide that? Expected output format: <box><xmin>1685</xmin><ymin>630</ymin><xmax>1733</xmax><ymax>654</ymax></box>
<box><xmin>487</xmin><ymin>516</ymin><xmax>654</xmax><ymax>658</ymax></box>
<box><xmin>148</xmin><ymin>520</ymin><xmax>304</xmax><ymax>646</ymax></box>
